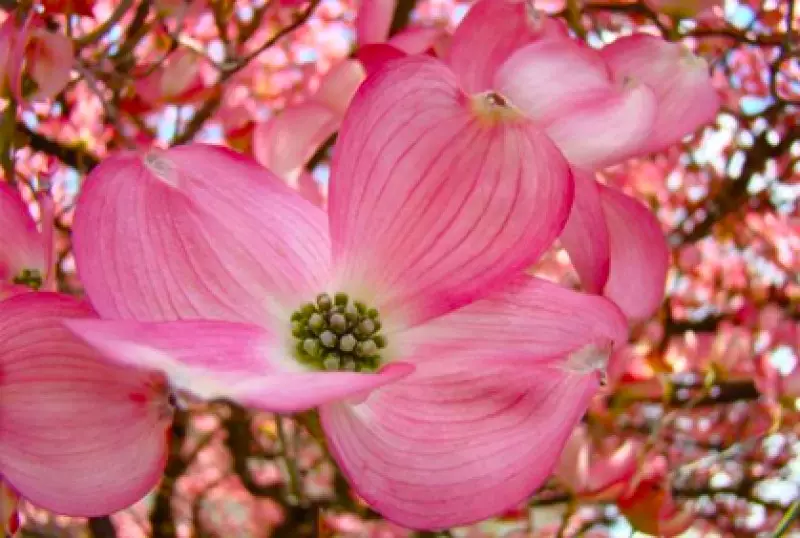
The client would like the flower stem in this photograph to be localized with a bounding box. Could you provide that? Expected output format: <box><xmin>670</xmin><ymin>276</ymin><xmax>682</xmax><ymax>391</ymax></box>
<box><xmin>277</xmin><ymin>415</ymin><xmax>303</xmax><ymax>504</ymax></box>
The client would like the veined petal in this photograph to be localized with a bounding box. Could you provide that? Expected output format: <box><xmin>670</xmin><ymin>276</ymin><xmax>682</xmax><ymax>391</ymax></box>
<box><xmin>356</xmin><ymin>0</ymin><xmax>397</xmax><ymax>46</ymax></box>
<box><xmin>0</xmin><ymin>293</ymin><xmax>169</xmax><ymax>516</ymax></box>
<box><xmin>559</xmin><ymin>171</ymin><xmax>610</xmax><ymax>294</ymax></box>
<box><xmin>544</xmin><ymin>81</ymin><xmax>657</xmax><ymax>170</ymax></box>
<box><xmin>448</xmin><ymin>0</ymin><xmax>566</xmax><ymax>93</ymax></box>
<box><xmin>494</xmin><ymin>39</ymin><xmax>612</xmax><ymax>126</ymax></box>
<box><xmin>320</xmin><ymin>357</ymin><xmax>597</xmax><ymax>530</ymax></box>
<box><xmin>401</xmin><ymin>274</ymin><xmax>628</xmax><ymax>359</ymax></box>
<box><xmin>600</xmin><ymin>186</ymin><xmax>669</xmax><ymax>322</ymax></box>
<box><xmin>66</xmin><ymin>319</ymin><xmax>414</xmax><ymax>414</ymax></box>
<box><xmin>0</xmin><ymin>183</ymin><xmax>45</xmax><ymax>282</ymax></box>
<box><xmin>601</xmin><ymin>34</ymin><xmax>720</xmax><ymax>155</ymax></box>
<box><xmin>73</xmin><ymin>144</ymin><xmax>331</xmax><ymax>324</ymax></box>
<box><xmin>253</xmin><ymin>102</ymin><xmax>339</xmax><ymax>181</ymax></box>
<box><xmin>328</xmin><ymin>56</ymin><xmax>573</xmax><ymax>328</ymax></box>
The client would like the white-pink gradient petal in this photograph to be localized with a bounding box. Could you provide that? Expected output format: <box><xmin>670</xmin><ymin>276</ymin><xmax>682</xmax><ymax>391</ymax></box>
<box><xmin>401</xmin><ymin>274</ymin><xmax>628</xmax><ymax>358</ymax></box>
<box><xmin>559</xmin><ymin>171</ymin><xmax>610</xmax><ymax>294</ymax></box>
<box><xmin>73</xmin><ymin>144</ymin><xmax>330</xmax><ymax>324</ymax></box>
<box><xmin>328</xmin><ymin>56</ymin><xmax>573</xmax><ymax>328</ymax></box>
<box><xmin>494</xmin><ymin>39</ymin><xmax>612</xmax><ymax>126</ymax></box>
<box><xmin>601</xmin><ymin>34</ymin><xmax>721</xmax><ymax>155</ymax></box>
<box><xmin>253</xmin><ymin>102</ymin><xmax>339</xmax><ymax>181</ymax></box>
<box><xmin>0</xmin><ymin>293</ymin><xmax>169</xmax><ymax>516</ymax></box>
<box><xmin>320</xmin><ymin>357</ymin><xmax>597</xmax><ymax>530</ymax></box>
<box><xmin>448</xmin><ymin>0</ymin><xmax>566</xmax><ymax>93</ymax></box>
<box><xmin>66</xmin><ymin>318</ymin><xmax>415</xmax><ymax>414</ymax></box>
<box><xmin>600</xmin><ymin>185</ymin><xmax>669</xmax><ymax>322</ymax></box>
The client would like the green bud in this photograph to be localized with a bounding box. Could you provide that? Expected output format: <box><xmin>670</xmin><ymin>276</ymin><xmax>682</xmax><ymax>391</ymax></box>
<box><xmin>329</xmin><ymin>313</ymin><xmax>347</xmax><ymax>334</ymax></box>
<box><xmin>301</xmin><ymin>303</ymin><xmax>317</xmax><ymax>316</ymax></box>
<box><xmin>316</xmin><ymin>293</ymin><xmax>333</xmax><ymax>311</ymax></box>
<box><xmin>308</xmin><ymin>313</ymin><xmax>325</xmax><ymax>332</ymax></box>
<box><xmin>323</xmin><ymin>353</ymin><xmax>341</xmax><ymax>371</ymax></box>
<box><xmin>291</xmin><ymin>321</ymin><xmax>306</xmax><ymax>338</ymax></box>
<box><xmin>339</xmin><ymin>334</ymin><xmax>357</xmax><ymax>353</ymax></box>
<box><xmin>373</xmin><ymin>334</ymin><xmax>387</xmax><ymax>349</ymax></box>
<box><xmin>320</xmin><ymin>330</ymin><xmax>338</xmax><ymax>349</ymax></box>
<box><xmin>334</xmin><ymin>292</ymin><xmax>349</xmax><ymax>307</ymax></box>
<box><xmin>303</xmin><ymin>338</ymin><xmax>320</xmax><ymax>357</ymax></box>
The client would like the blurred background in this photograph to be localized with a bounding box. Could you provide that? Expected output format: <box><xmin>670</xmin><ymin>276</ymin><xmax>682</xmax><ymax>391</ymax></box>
<box><xmin>0</xmin><ymin>0</ymin><xmax>798</xmax><ymax>536</ymax></box>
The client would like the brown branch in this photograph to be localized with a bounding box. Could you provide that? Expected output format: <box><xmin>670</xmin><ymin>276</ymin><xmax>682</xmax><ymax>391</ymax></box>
<box><xmin>17</xmin><ymin>122</ymin><xmax>100</xmax><ymax>172</ymax></box>
<box><xmin>172</xmin><ymin>1</ymin><xmax>320</xmax><ymax>145</ymax></box>
<box><xmin>88</xmin><ymin>517</ymin><xmax>118</xmax><ymax>538</ymax></box>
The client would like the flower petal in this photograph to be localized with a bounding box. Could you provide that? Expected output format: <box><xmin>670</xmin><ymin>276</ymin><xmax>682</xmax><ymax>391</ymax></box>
<box><xmin>328</xmin><ymin>56</ymin><xmax>573</xmax><ymax>327</ymax></box>
<box><xmin>388</xmin><ymin>27</ymin><xmax>447</xmax><ymax>55</ymax></box>
<box><xmin>354</xmin><ymin>43</ymin><xmax>407</xmax><ymax>75</ymax></box>
<box><xmin>66</xmin><ymin>318</ymin><xmax>415</xmax><ymax>414</ymax></box>
<box><xmin>320</xmin><ymin>357</ymin><xmax>597</xmax><ymax>530</ymax></box>
<box><xmin>494</xmin><ymin>39</ymin><xmax>612</xmax><ymax>126</ymax></box>
<box><xmin>73</xmin><ymin>144</ymin><xmax>330</xmax><ymax>323</ymax></box>
<box><xmin>600</xmin><ymin>185</ymin><xmax>669</xmax><ymax>322</ymax></box>
<box><xmin>401</xmin><ymin>274</ymin><xmax>628</xmax><ymax>359</ymax></box>
<box><xmin>253</xmin><ymin>102</ymin><xmax>339</xmax><ymax>181</ymax></box>
<box><xmin>26</xmin><ymin>27</ymin><xmax>74</xmax><ymax>102</ymax></box>
<box><xmin>544</xmin><ymin>81</ymin><xmax>657</xmax><ymax>170</ymax></box>
<box><xmin>559</xmin><ymin>171</ymin><xmax>610</xmax><ymax>294</ymax></box>
<box><xmin>314</xmin><ymin>59</ymin><xmax>366</xmax><ymax>117</ymax></box>
<box><xmin>447</xmin><ymin>0</ymin><xmax>566</xmax><ymax>93</ymax></box>
<box><xmin>0</xmin><ymin>183</ymin><xmax>45</xmax><ymax>282</ymax></box>
<box><xmin>0</xmin><ymin>292</ymin><xmax>169</xmax><ymax>516</ymax></box>
<box><xmin>601</xmin><ymin>34</ymin><xmax>720</xmax><ymax>155</ymax></box>
<box><xmin>356</xmin><ymin>0</ymin><xmax>397</xmax><ymax>46</ymax></box>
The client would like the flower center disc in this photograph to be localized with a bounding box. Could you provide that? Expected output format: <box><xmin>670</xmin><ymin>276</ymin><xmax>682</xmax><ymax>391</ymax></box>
<box><xmin>290</xmin><ymin>293</ymin><xmax>387</xmax><ymax>372</ymax></box>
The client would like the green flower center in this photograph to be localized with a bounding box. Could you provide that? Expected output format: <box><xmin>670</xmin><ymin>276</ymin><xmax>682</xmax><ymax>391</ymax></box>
<box><xmin>12</xmin><ymin>268</ymin><xmax>43</xmax><ymax>290</ymax></box>
<box><xmin>290</xmin><ymin>292</ymin><xmax>387</xmax><ymax>372</ymax></box>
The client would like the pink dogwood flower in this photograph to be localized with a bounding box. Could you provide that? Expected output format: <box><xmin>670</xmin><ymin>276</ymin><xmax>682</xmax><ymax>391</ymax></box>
<box><xmin>69</xmin><ymin>56</ymin><xmax>628</xmax><ymax>529</ymax></box>
<box><xmin>0</xmin><ymin>292</ymin><xmax>172</xmax><ymax>517</ymax></box>
<box><xmin>367</xmin><ymin>0</ymin><xmax>719</xmax><ymax>323</ymax></box>
<box><xmin>0</xmin><ymin>182</ymin><xmax>52</xmax><ymax>299</ymax></box>
<box><xmin>555</xmin><ymin>425</ymin><xmax>639</xmax><ymax>501</ymax></box>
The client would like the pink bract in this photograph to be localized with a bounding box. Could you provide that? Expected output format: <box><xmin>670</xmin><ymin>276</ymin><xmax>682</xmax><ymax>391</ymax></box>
<box><xmin>70</xmin><ymin>55</ymin><xmax>629</xmax><ymax>529</ymax></box>
<box><xmin>0</xmin><ymin>292</ymin><xmax>171</xmax><ymax>516</ymax></box>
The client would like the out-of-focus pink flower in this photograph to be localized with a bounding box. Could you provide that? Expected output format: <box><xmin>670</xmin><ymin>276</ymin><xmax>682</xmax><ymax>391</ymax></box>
<box><xmin>644</xmin><ymin>0</ymin><xmax>722</xmax><ymax>18</ymax></box>
<box><xmin>132</xmin><ymin>49</ymin><xmax>207</xmax><ymax>108</ymax></box>
<box><xmin>600</xmin><ymin>34</ymin><xmax>721</xmax><ymax>156</ymax></box>
<box><xmin>6</xmin><ymin>15</ymin><xmax>74</xmax><ymax>103</ymax></box>
<box><xmin>253</xmin><ymin>59</ymin><xmax>365</xmax><ymax>186</ymax></box>
<box><xmin>0</xmin><ymin>292</ymin><xmax>172</xmax><ymax>516</ymax></box>
<box><xmin>0</xmin><ymin>183</ymin><xmax>49</xmax><ymax>298</ymax></box>
<box><xmin>555</xmin><ymin>425</ymin><xmax>639</xmax><ymax>500</ymax></box>
<box><xmin>1</xmin><ymin>482</ymin><xmax>20</xmax><ymax>538</ymax></box>
<box><xmin>69</xmin><ymin>56</ymin><xmax>629</xmax><ymax>530</ymax></box>
<box><xmin>618</xmin><ymin>457</ymin><xmax>693</xmax><ymax>537</ymax></box>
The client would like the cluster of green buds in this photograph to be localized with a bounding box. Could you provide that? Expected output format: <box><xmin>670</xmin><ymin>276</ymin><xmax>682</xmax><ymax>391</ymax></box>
<box><xmin>13</xmin><ymin>268</ymin><xmax>43</xmax><ymax>290</ymax></box>
<box><xmin>291</xmin><ymin>292</ymin><xmax>387</xmax><ymax>372</ymax></box>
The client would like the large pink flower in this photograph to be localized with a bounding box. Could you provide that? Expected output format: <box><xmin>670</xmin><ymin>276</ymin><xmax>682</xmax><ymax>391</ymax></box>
<box><xmin>69</xmin><ymin>56</ymin><xmax>628</xmax><ymax>529</ymax></box>
<box><xmin>0</xmin><ymin>292</ymin><xmax>171</xmax><ymax>516</ymax></box>
<box><xmin>370</xmin><ymin>0</ymin><xmax>719</xmax><ymax>322</ymax></box>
